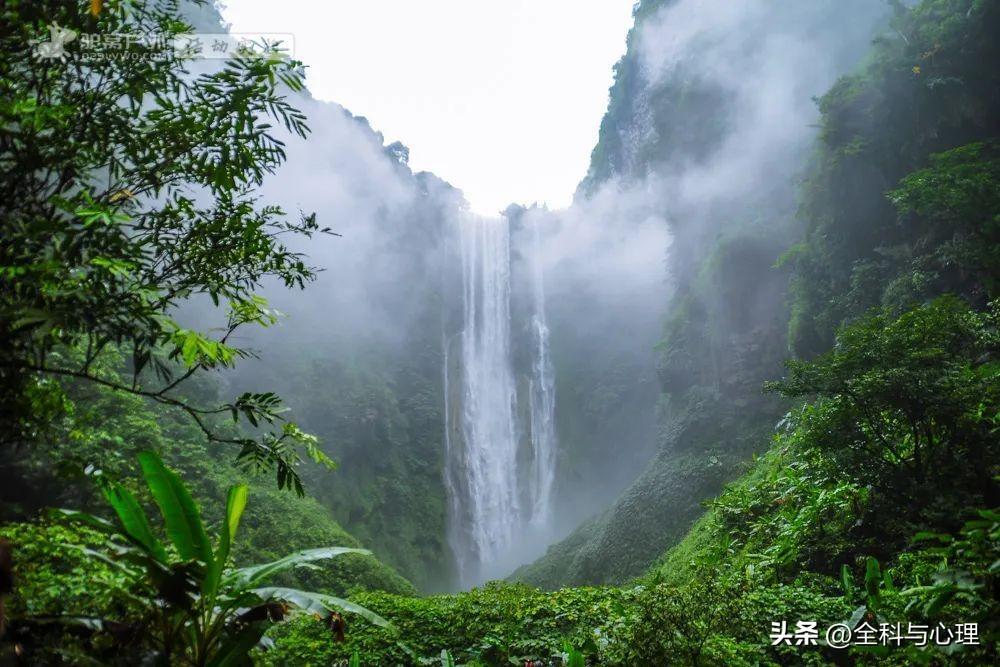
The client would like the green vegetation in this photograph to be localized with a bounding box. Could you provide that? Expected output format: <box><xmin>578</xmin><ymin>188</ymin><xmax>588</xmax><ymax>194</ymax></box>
<box><xmin>522</xmin><ymin>0</ymin><xmax>1000</xmax><ymax>592</ymax></box>
<box><xmin>523</xmin><ymin>0</ymin><xmax>1000</xmax><ymax>662</ymax></box>
<box><xmin>2</xmin><ymin>0</ymin><xmax>998</xmax><ymax>665</ymax></box>
<box><xmin>263</xmin><ymin>350</ymin><xmax>451</xmax><ymax>591</ymax></box>
<box><xmin>5</xmin><ymin>452</ymin><xmax>391</xmax><ymax>664</ymax></box>
<box><xmin>0</xmin><ymin>0</ymin><xmax>413</xmax><ymax>662</ymax></box>
<box><xmin>80</xmin><ymin>452</ymin><xmax>383</xmax><ymax>663</ymax></box>
<box><xmin>258</xmin><ymin>584</ymin><xmax>638</xmax><ymax>666</ymax></box>
<box><xmin>0</xmin><ymin>0</ymin><xmax>330</xmax><ymax>491</ymax></box>
<box><xmin>788</xmin><ymin>0</ymin><xmax>1000</xmax><ymax>356</ymax></box>
<box><xmin>0</xmin><ymin>348</ymin><xmax>414</xmax><ymax>598</ymax></box>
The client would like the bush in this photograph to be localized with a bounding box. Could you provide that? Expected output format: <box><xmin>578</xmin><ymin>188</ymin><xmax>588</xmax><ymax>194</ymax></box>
<box><xmin>261</xmin><ymin>582</ymin><xmax>638</xmax><ymax>666</ymax></box>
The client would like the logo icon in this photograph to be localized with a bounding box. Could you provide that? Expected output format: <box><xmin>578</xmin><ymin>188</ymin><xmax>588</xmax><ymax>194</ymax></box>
<box><xmin>33</xmin><ymin>23</ymin><xmax>77</xmax><ymax>61</ymax></box>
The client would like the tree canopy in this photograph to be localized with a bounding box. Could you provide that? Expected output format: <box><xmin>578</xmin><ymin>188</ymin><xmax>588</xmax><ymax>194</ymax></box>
<box><xmin>0</xmin><ymin>0</ymin><xmax>332</xmax><ymax>491</ymax></box>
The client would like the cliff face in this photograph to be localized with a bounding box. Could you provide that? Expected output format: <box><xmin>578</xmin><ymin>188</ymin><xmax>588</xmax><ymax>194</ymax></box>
<box><xmin>514</xmin><ymin>0</ymin><xmax>888</xmax><ymax>588</ymax></box>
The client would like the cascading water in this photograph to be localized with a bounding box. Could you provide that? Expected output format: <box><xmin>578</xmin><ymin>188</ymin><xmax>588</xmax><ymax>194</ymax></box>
<box><xmin>444</xmin><ymin>214</ymin><xmax>557</xmax><ymax>587</ymax></box>
<box><xmin>527</xmin><ymin>221</ymin><xmax>557</xmax><ymax>528</ymax></box>
<box><xmin>454</xmin><ymin>214</ymin><xmax>521</xmax><ymax>584</ymax></box>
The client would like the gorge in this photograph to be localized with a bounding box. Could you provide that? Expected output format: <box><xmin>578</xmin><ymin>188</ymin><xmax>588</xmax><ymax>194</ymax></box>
<box><xmin>213</xmin><ymin>0</ymin><xmax>891</xmax><ymax>592</ymax></box>
<box><xmin>2</xmin><ymin>0</ymin><xmax>998</xmax><ymax>664</ymax></box>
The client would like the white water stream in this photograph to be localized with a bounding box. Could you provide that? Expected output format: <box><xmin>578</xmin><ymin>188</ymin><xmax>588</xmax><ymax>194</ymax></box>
<box><xmin>527</xmin><ymin>220</ymin><xmax>557</xmax><ymax>528</ymax></box>
<box><xmin>444</xmin><ymin>214</ymin><xmax>557</xmax><ymax>587</ymax></box>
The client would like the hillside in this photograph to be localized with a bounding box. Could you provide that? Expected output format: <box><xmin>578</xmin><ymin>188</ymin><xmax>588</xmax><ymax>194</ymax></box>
<box><xmin>514</xmin><ymin>0</ymin><xmax>885</xmax><ymax>589</ymax></box>
<box><xmin>264</xmin><ymin>0</ymin><xmax>1000</xmax><ymax>662</ymax></box>
<box><xmin>1</xmin><ymin>0</ymin><xmax>997</xmax><ymax>665</ymax></box>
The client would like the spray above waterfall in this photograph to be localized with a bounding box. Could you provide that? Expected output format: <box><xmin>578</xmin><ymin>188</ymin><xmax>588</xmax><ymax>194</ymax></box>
<box><xmin>444</xmin><ymin>213</ymin><xmax>558</xmax><ymax>587</ymax></box>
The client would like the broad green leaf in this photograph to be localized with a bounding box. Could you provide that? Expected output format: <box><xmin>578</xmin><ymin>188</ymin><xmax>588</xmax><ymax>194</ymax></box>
<box><xmin>63</xmin><ymin>545</ymin><xmax>138</xmax><ymax>575</ymax></box>
<box><xmin>138</xmin><ymin>451</ymin><xmax>212</xmax><ymax>563</ymax></box>
<box><xmin>181</xmin><ymin>331</ymin><xmax>199</xmax><ymax>367</ymax></box>
<box><xmin>102</xmin><ymin>482</ymin><xmax>167</xmax><ymax>562</ymax></box>
<box><xmin>223</xmin><ymin>484</ymin><xmax>249</xmax><ymax>551</ymax></box>
<box><xmin>229</xmin><ymin>546</ymin><xmax>369</xmax><ymax>587</ymax></box>
<box><xmin>251</xmin><ymin>586</ymin><xmax>391</xmax><ymax>628</ymax></box>
<box><xmin>204</xmin><ymin>484</ymin><xmax>249</xmax><ymax>598</ymax></box>
<box><xmin>847</xmin><ymin>604</ymin><xmax>868</xmax><ymax>630</ymax></box>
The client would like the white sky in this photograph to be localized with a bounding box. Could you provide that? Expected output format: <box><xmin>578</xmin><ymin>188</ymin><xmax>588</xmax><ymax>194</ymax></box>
<box><xmin>219</xmin><ymin>1</ymin><xmax>635</xmax><ymax>214</ymax></box>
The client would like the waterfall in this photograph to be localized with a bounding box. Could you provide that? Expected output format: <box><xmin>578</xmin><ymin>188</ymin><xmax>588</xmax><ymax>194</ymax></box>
<box><xmin>448</xmin><ymin>214</ymin><xmax>521</xmax><ymax>586</ymax></box>
<box><xmin>445</xmin><ymin>213</ymin><xmax>557</xmax><ymax>587</ymax></box>
<box><xmin>527</xmin><ymin>221</ymin><xmax>557</xmax><ymax>527</ymax></box>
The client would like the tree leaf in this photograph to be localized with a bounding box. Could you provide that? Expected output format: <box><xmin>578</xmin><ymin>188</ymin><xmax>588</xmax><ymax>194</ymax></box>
<box><xmin>864</xmin><ymin>557</ymin><xmax>882</xmax><ymax>602</ymax></box>
<box><xmin>841</xmin><ymin>563</ymin><xmax>854</xmax><ymax>598</ymax></box>
<box><xmin>206</xmin><ymin>621</ymin><xmax>269</xmax><ymax>667</ymax></box>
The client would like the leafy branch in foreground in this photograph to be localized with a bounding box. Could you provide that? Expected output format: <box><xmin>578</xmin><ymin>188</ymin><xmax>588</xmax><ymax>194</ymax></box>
<box><xmin>28</xmin><ymin>451</ymin><xmax>389</xmax><ymax>665</ymax></box>
<box><xmin>0</xmin><ymin>0</ymin><xmax>335</xmax><ymax>490</ymax></box>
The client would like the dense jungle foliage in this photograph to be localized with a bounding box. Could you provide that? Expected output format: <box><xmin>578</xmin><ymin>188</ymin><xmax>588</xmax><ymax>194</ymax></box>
<box><xmin>238</xmin><ymin>337</ymin><xmax>452</xmax><ymax>592</ymax></box>
<box><xmin>1</xmin><ymin>0</ymin><xmax>998</xmax><ymax>665</ymax></box>
<box><xmin>1</xmin><ymin>0</ymin><xmax>413</xmax><ymax>662</ymax></box>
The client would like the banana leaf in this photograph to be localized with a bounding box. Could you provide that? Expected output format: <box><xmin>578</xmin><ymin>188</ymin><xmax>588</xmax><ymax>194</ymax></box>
<box><xmin>204</xmin><ymin>484</ymin><xmax>249</xmax><ymax>599</ymax></box>
<box><xmin>138</xmin><ymin>451</ymin><xmax>213</xmax><ymax>563</ymax></box>
<box><xmin>228</xmin><ymin>546</ymin><xmax>369</xmax><ymax>588</ymax></box>
<box><xmin>251</xmin><ymin>586</ymin><xmax>390</xmax><ymax>628</ymax></box>
<box><xmin>102</xmin><ymin>481</ymin><xmax>167</xmax><ymax>562</ymax></box>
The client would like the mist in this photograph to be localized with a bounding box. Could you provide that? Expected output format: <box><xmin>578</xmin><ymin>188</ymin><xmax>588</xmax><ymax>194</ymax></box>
<box><xmin>6</xmin><ymin>0</ymin><xmax>993</xmax><ymax>659</ymax></box>
<box><xmin>199</xmin><ymin>0</ymin><xmax>891</xmax><ymax>590</ymax></box>
<box><xmin>501</xmin><ymin>0</ymin><xmax>887</xmax><ymax>541</ymax></box>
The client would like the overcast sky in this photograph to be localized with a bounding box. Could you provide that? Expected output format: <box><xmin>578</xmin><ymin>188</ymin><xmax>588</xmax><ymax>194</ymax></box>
<box><xmin>219</xmin><ymin>0</ymin><xmax>635</xmax><ymax>214</ymax></box>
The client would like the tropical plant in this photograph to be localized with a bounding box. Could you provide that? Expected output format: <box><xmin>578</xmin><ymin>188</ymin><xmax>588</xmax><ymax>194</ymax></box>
<box><xmin>47</xmin><ymin>451</ymin><xmax>388</xmax><ymax>665</ymax></box>
<box><xmin>833</xmin><ymin>556</ymin><xmax>896</xmax><ymax>648</ymax></box>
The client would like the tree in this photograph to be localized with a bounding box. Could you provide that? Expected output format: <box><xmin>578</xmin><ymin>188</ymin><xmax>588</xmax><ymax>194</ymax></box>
<box><xmin>768</xmin><ymin>297</ymin><xmax>999</xmax><ymax>490</ymax></box>
<box><xmin>0</xmin><ymin>0</ymin><xmax>333</xmax><ymax>491</ymax></box>
<box><xmin>886</xmin><ymin>141</ymin><xmax>1000</xmax><ymax>302</ymax></box>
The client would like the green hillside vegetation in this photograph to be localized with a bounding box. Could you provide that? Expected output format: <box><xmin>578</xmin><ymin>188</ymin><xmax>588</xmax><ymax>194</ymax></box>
<box><xmin>260</xmin><ymin>0</ymin><xmax>1000</xmax><ymax>663</ymax></box>
<box><xmin>250</xmin><ymin>343</ymin><xmax>451</xmax><ymax>592</ymax></box>
<box><xmin>517</xmin><ymin>0</ymin><xmax>999</xmax><ymax>591</ymax></box>
<box><xmin>0</xmin><ymin>357</ymin><xmax>416</xmax><ymax>595</ymax></box>
<box><xmin>245</xmin><ymin>297</ymin><xmax>1000</xmax><ymax>666</ymax></box>
<box><xmin>1</xmin><ymin>0</ymin><xmax>998</xmax><ymax>665</ymax></box>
